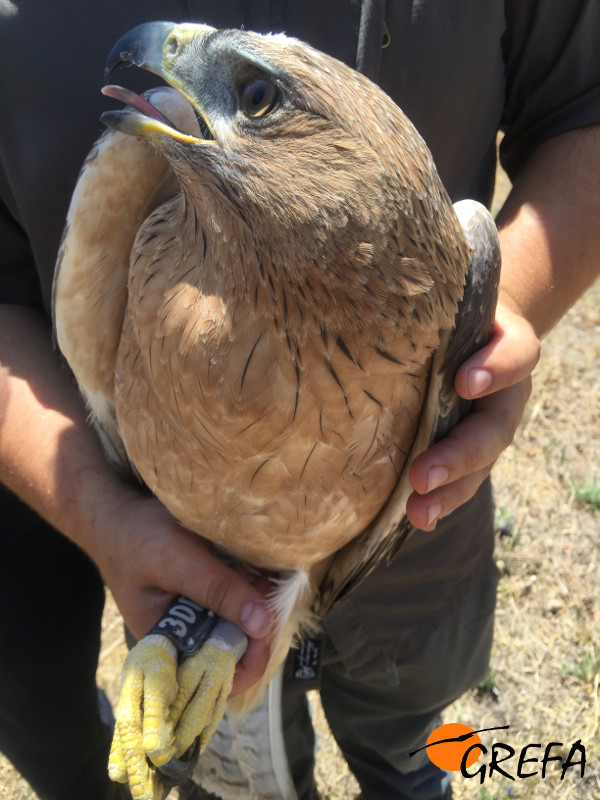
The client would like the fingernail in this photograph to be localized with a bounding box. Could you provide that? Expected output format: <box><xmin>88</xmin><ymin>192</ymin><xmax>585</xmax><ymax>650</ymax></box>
<box><xmin>426</xmin><ymin>465</ymin><xmax>448</xmax><ymax>492</ymax></box>
<box><xmin>240</xmin><ymin>602</ymin><xmax>270</xmax><ymax>636</ymax></box>
<box><xmin>468</xmin><ymin>368</ymin><xmax>492</xmax><ymax>397</ymax></box>
<box><xmin>426</xmin><ymin>503</ymin><xmax>442</xmax><ymax>528</ymax></box>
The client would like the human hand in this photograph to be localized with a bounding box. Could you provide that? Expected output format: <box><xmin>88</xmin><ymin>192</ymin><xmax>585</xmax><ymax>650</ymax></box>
<box><xmin>94</xmin><ymin>493</ymin><xmax>274</xmax><ymax>799</ymax></box>
<box><xmin>406</xmin><ymin>299</ymin><xmax>541</xmax><ymax>530</ymax></box>
<box><xmin>91</xmin><ymin>490</ymin><xmax>273</xmax><ymax>695</ymax></box>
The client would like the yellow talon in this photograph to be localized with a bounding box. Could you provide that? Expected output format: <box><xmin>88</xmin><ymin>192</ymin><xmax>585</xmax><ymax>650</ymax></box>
<box><xmin>171</xmin><ymin>641</ymin><xmax>237</xmax><ymax>757</ymax></box>
<box><xmin>109</xmin><ymin>636</ymin><xmax>178</xmax><ymax>799</ymax></box>
<box><xmin>108</xmin><ymin>624</ymin><xmax>245</xmax><ymax>799</ymax></box>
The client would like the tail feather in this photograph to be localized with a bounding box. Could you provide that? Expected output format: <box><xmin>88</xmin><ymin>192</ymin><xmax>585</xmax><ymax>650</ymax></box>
<box><xmin>228</xmin><ymin>569</ymin><xmax>315</xmax><ymax>715</ymax></box>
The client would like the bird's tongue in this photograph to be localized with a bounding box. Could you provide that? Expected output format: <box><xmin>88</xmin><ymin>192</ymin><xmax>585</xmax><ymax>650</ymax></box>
<box><xmin>101</xmin><ymin>84</ymin><xmax>176</xmax><ymax>128</ymax></box>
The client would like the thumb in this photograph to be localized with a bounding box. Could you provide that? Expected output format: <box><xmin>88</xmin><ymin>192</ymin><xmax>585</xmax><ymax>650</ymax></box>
<box><xmin>173</xmin><ymin>545</ymin><xmax>274</xmax><ymax>640</ymax></box>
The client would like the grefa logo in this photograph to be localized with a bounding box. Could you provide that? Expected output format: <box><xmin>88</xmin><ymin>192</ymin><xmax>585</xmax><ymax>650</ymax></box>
<box><xmin>409</xmin><ymin>723</ymin><xmax>586</xmax><ymax>785</ymax></box>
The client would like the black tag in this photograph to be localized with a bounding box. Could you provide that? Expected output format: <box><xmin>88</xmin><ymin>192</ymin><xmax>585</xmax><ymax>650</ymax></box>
<box><xmin>148</xmin><ymin>596</ymin><xmax>218</xmax><ymax>658</ymax></box>
<box><xmin>290</xmin><ymin>638</ymin><xmax>322</xmax><ymax>691</ymax></box>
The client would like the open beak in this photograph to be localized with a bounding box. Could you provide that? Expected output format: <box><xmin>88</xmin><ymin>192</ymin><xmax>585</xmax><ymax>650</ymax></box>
<box><xmin>101</xmin><ymin>21</ymin><xmax>217</xmax><ymax>144</ymax></box>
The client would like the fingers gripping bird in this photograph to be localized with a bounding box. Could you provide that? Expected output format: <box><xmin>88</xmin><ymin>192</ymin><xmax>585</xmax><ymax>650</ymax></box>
<box><xmin>53</xmin><ymin>21</ymin><xmax>500</xmax><ymax>800</ymax></box>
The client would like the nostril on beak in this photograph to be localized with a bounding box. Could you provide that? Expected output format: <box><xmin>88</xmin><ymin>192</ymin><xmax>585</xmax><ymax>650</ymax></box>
<box><xmin>165</xmin><ymin>35</ymin><xmax>180</xmax><ymax>59</ymax></box>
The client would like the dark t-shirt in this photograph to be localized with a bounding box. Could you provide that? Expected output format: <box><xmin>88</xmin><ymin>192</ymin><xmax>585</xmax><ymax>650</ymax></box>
<box><xmin>2</xmin><ymin>1</ymin><xmax>600</xmax><ymax>314</ymax></box>
<box><xmin>1</xmin><ymin>0</ymin><xmax>599</xmax><ymax>675</ymax></box>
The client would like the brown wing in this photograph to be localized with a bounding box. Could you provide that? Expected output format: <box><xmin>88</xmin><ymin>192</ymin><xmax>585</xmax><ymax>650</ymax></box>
<box><xmin>314</xmin><ymin>200</ymin><xmax>501</xmax><ymax>617</ymax></box>
<box><xmin>52</xmin><ymin>88</ymin><xmax>197</xmax><ymax>470</ymax></box>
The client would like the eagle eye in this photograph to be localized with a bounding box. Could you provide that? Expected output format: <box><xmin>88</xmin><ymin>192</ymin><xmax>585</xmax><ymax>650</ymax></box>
<box><xmin>240</xmin><ymin>78</ymin><xmax>279</xmax><ymax>118</ymax></box>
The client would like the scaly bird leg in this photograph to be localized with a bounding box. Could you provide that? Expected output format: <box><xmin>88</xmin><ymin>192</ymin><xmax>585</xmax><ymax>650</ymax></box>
<box><xmin>108</xmin><ymin>598</ymin><xmax>247</xmax><ymax>800</ymax></box>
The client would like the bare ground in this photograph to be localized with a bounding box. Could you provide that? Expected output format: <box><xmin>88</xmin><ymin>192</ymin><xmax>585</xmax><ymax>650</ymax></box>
<box><xmin>1</xmin><ymin>185</ymin><xmax>598</xmax><ymax>799</ymax></box>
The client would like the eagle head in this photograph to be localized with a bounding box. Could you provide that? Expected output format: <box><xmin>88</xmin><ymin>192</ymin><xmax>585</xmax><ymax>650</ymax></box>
<box><xmin>102</xmin><ymin>21</ymin><xmax>468</xmax><ymax>339</ymax></box>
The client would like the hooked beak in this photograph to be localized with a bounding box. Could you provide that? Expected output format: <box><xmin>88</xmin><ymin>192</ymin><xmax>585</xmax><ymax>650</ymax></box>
<box><xmin>101</xmin><ymin>21</ymin><xmax>217</xmax><ymax>145</ymax></box>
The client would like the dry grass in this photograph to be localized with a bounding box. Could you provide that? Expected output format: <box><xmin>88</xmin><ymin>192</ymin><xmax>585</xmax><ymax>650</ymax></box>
<box><xmin>2</xmin><ymin>176</ymin><xmax>598</xmax><ymax>799</ymax></box>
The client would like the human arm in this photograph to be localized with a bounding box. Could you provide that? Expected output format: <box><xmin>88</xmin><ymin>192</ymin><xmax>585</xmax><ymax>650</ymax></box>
<box><xmin>406</xmin><ymin>123</ymin><xmax>600</xmax><ymax>530</ymax></box>
<box><xmin>0</xmin><ymin>303</ymin><xmax>272</xmax><ymax>693</ymax></box>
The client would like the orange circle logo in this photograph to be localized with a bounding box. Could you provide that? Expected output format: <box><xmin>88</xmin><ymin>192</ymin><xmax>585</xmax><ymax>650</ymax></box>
<box><xmin>425</xmin><ymin>723</ymin><xmax>482</xmax><ymax>771</ymax></box>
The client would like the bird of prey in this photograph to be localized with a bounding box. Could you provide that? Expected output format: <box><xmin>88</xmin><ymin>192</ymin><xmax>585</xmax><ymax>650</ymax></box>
<box><xmin>53</xmin><ymin>21</ymin><xmax>500</xmax><ymax>800</ymax></box>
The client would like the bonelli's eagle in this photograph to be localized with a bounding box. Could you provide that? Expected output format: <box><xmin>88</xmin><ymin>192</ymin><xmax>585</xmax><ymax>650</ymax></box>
<box><xmin>53</xmin><ymin>21</ymin><xmax>499</xmax><ymax>800</ymax></box>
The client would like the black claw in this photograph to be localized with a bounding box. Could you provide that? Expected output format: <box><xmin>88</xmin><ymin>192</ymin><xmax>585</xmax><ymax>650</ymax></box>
<box><xmin>156</xmin><ymin>736</ymin><xmax>202</xmax><ymax>791</ymax></box>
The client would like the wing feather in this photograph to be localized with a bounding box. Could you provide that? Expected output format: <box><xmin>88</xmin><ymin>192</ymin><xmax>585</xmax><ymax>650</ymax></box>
<box><xmin>314</xmin><ymin>200</ymin><xmax>501</xmax><ymax>615</ymax></box>
<box><xmin>52</xmin><ymin>88</ymin><xmax>196</xmax><ymax>471</ymax></box>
